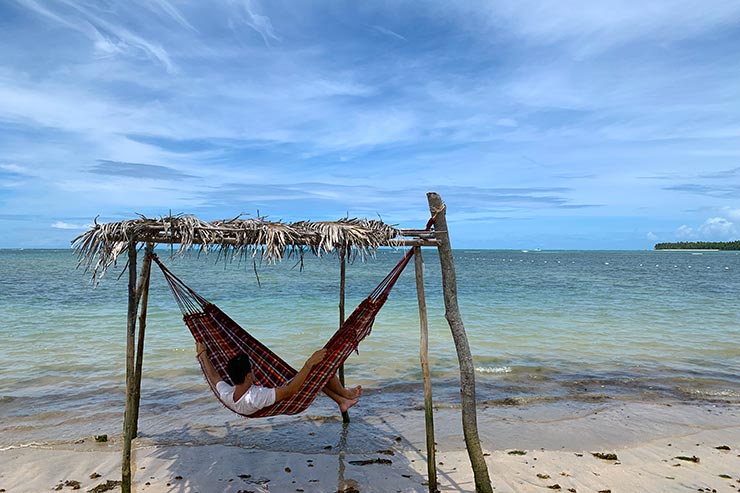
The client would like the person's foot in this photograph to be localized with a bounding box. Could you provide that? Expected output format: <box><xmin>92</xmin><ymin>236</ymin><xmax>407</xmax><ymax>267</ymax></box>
<box><xmin>346</xmin><ymin>385</ymin><xmax>362</xmax><ymax>399</ymax></box>
<box><xmin>339</xmin><ymin>398</ymin><xmax>359</xmax><ymax>413</ymax></box>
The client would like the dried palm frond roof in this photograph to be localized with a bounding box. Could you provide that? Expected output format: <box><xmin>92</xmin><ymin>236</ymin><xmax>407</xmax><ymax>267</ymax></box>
<box><xmin>72</xmin><ymin>214</ymin><xmax>434</xmax><ymax>280</ymax></box>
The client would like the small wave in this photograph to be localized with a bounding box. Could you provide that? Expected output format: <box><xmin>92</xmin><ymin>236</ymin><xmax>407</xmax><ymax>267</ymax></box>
<box><xmin>678</xmin><ymin>387</ymin><xmax>740</xmax><ymax>400</ymax></box>
<box><xmin>476</xmin><ymin>366</ymin><xmax>512</xmax><ymax>374</ymax></box>
<box><xmin>0</xmin><ymin>441</ymin><xmax>55</xmax><ymax>451</ymax></box>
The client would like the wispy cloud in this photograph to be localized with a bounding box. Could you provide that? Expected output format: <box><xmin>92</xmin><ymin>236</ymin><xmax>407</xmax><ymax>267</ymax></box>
<box><xmin>1</xmin><ymin>0</ymin><xmax>739</xmax><ymax>247</ymax></box>
<box><xmin>150</xmin><ymin>0</ymin><xmax>198</xmax><ymax>32</ymax></box>
<box><xmin>13</xmin><ymin>0</ymin><xmax>177</xmax><ymax>71</ymax></box>
<box><xmin>229</xmin><ymin>0</ymin><xmax>280</xmax><ymax>46</ymax></box>
<box><xmin>369</xmin><ymin>25</ymin><xmax>406</xmax><ymax>41</ymax></box>
<box><xmin>90</xmin><ymin>160</ymin><xmax>195</xmax><ymax>180</ymax></box>
<box><xmin>0</xmin><ymin>163</ymin><xmax>35</xmax><ymax>176</ymax></box>
<box><xmin>51</xmin><ymin>221</ymin><xmax>90</xmax><ymax>230</ymax></box>
<box><xmin>448</xmin><ymin>0</ymin><xmax>740</xmax><ymax>56</ymax></box>
<box><xmin>664</xmin><ymin>184</ymin><xmax>740</xmax><ymax>199</ymax></box>
<box><xmin>699</xmin><ymin>167</ymin><xmax>740</xmax><ymax>180</ymax></box>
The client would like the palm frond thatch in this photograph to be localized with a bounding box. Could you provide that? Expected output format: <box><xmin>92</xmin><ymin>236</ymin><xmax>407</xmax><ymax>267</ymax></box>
<box><xmin>72</xmin><ymin>214</ymin><xmax>403</xmax><ymax>281</ymax></box>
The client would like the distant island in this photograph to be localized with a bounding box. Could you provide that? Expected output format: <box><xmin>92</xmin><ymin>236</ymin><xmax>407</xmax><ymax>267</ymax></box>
<box><xmin>654</xmin><ymin>241</ymin><xmax>740</xmax><ymax>250</ymax></box>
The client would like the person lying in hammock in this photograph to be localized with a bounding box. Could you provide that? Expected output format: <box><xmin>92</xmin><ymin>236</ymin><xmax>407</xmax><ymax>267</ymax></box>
<box><xmin>195</xmin><ymin>342</ymin><xmax>362</xmax><ymax>415</ymax></box>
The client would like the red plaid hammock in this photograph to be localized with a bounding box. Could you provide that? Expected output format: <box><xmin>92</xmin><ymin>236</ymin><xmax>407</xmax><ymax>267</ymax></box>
<box><xmin>151</xmin><ymin>250</ymin><xmax>414</xmax><ymax>418</ymax></box>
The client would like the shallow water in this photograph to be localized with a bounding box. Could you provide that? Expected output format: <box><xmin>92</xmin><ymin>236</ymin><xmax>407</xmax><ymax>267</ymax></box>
<box><xmin>1</xmin><ymin>248</ymin><xmax>738</xmax><ymax>447</ymax></box>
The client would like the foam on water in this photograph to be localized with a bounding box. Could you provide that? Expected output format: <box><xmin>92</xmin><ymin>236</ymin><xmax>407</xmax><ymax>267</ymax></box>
<box><xmin>475</xmin><ymin>366</ymin><xmax>512</xmax><ymax>374</ymax></box>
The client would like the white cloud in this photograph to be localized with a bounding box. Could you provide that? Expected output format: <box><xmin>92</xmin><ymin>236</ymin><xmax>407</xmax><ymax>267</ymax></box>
<box><xmin>675</xmin><ymin>224</ymin><xmax>694</xmax><ymax>239</ymax></box>
<box><xmin>675</xmin><ymin>217</ymin><xmax>738</xmax><ymax>241</ymax></box>
<box><xmin>699</xmin><ymin>217</ymin><xmax>737</xmax><ymax>239</ymax></box>
<box><xmin>720</xmin><ymin>207</ymin><xmax>740</xmax><ymax>221</ymax></box>
<box><xmin>51</xmin><ymin>221</ymin><xmax>90</xmax><ymax>230</ymax></box>
<box><xmin>0</xmin><ymin>163</ymin><xmax>35</xmax><ymax>175</ymax></box>
<box><xmin>646</xmin><ymin>231</ymin><xmax>658</xmax><ymax>241</ymax></box>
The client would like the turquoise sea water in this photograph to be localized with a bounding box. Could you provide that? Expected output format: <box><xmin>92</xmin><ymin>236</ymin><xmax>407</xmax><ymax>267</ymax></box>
<box><xmin>1</xmin><ymin>248</ymin><xmax>739</xmax><ymax>447</ymax></box>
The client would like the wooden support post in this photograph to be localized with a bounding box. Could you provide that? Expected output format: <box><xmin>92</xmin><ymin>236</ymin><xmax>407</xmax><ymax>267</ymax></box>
<box><xmin>338</xmin><ymin>249</ymin><xmax>350</xmax><ymax>423</ymax></box>
<box><xmin>414</xmin><ymin>246</ymin><xmax>438</xmax><ymax>493</ymax></box>
<box><xmin>122</xmin><ymin>241</ymin><xmax>138</xmax><ymax>493</ymax></box>
<box><xmin>132</xmin><ymin>243</ymin><xmax>154</xmax><ymax>438</ymax></box>
<box><xmin>427</xmin><ymin>192</ymin><xmax>493</xmax><ymax>493</ymax></box>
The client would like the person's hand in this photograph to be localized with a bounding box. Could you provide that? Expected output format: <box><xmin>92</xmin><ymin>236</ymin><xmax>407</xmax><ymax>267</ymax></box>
<box><xmin>305</xmin><ymin>349</ymin><xmax>327</xmax><ymax>367</ymax></box>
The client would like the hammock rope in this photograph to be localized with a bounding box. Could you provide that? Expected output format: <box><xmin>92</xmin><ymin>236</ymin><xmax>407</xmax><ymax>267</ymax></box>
<box><xmin>150</xmin><ymin>248</ymin><xmax>415</xmax><ymax>418</ymax></box>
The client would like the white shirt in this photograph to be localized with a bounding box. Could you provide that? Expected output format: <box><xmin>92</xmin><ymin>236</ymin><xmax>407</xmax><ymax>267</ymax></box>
<box><xmin>216</xmin><ymin>381</ymin><xmax>276</xmax><ymax>416</ymax></box>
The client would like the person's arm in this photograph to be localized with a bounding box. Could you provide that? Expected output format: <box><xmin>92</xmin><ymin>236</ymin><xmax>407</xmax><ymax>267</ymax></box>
<box><xmin>195</xmin><ymin>342</ymin><xmax>222</xmax><ymax>387</ymax></box>
<box><xmin>274</xmin><ymin>349</ymin><xmax>327</xmax><ymax>402</ymax></box>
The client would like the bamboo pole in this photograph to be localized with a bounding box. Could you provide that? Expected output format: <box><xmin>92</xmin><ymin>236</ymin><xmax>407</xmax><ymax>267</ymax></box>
<box><xmin>131</xmin><ymin>243</ymin><xmax>154</xmax><ymax>438</ymax></box>
<box><xmin>426</xmin><ymin>192</ymin><xmax>492</xmax><ymax>493</ymax></box>
<box><xmin>338</xmin><ymin>248</ymin><xmax>350</xmax><ymax>423</ymax></box>
<box><xmin>122</xmin><ymin>241</ymin><xmax>138</xmax><ymax>493</ymax></box>
<box><xmin>414</xmin><ymin>246</ymin><xmax>437</xmax><ymax>493</ymax></box>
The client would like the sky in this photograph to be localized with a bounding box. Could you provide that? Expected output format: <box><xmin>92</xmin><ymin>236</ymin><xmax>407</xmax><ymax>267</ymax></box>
<box><xmin>1</xmin><ymin>1</ymin><xmax>740</xmax><ymax>249</ymax></box>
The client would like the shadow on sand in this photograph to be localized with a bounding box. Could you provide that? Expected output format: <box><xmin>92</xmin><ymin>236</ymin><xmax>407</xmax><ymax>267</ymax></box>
<box><xmin>135</xmin><ymin>409</ymin><xmax>471</xmax><ymax>493</ymax></box>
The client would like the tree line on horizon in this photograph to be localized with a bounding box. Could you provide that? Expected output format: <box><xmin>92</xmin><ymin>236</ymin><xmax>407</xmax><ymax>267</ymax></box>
<box><xmin>654</xmin><ymin>241</ymin><xmax>740</xmax><ymax>250</ymax></box>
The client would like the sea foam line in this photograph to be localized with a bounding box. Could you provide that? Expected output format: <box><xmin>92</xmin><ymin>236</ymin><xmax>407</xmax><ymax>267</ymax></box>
<box><xmin>475</xmin><ymin>366</ymin><xmax>512</xmax><ymax>374</ymax></box>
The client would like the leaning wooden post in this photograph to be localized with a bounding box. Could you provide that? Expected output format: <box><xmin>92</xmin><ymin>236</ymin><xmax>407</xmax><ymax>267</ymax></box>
<box><xmin>132</xmin><ymin>243</ymin><xmax>154</xmax><ymax>438</ymax></box>
<box><xmin>414</xmin><ymin>246</ymin><xmax>438</xmax><ymax>493</ymax></box>
<box><xmin>122</xmin><ymin>240</ymin><xmax>138</xmax><ymax>493</ymax></box>
<box><xmin>427</xmin><ymin>192</ymin><xmax>492</xmax><ymax>493</ymax></box>
<box><xmin>338</xmin><ymin>248</ymin><xmax>350</xmax><ymax>423</ymax></box>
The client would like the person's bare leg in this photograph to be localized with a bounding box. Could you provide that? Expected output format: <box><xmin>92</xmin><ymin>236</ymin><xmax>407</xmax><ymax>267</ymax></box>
<box><xmin>324</xmin><ymin>374</ymin><xmax>362</xmax><ymax>399</ymax></box>
<box><xmin>322</xmin><ymin>387</ymin><xmax>358</xmax><ymax>413</ymax></box>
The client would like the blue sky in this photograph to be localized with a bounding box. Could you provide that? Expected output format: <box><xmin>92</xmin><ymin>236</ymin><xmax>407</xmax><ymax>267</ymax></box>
<box><xmin>1</xmin><ymin>1</ymin><xmax>739</xmax><ymax>249</ymax></box>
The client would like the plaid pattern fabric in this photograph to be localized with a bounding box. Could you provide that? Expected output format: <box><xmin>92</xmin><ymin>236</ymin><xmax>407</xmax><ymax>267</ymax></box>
<box><xmin>152</xmin><ymin>249</ymin><xmax>414</xmax><ymax>418</ymax></box>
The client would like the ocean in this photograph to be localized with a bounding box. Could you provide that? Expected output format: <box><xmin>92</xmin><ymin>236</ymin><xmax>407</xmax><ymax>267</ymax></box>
<box><xmin>1</xmin><ymin>248</ymin><xmax>739</xmax><ymax>449</ymax></box>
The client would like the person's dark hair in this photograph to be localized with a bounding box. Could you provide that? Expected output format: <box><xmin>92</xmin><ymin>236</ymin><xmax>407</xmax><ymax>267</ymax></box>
<box><xmin>226</xmin><ymin>353</ymin><xmax>252</xmax><ymax>385</ymax></box>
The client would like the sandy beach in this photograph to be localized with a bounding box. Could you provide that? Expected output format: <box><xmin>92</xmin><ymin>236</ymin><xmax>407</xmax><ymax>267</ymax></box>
<box><xmin>1</xmin><ymin>401</ymin><xmax>738</xmax><ymax>493</ymax></box>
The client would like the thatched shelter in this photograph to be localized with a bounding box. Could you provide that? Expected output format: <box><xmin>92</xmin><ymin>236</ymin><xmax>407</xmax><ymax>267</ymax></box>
<box><xmin>74</xmin><ymin>192</ymin><xmax>493</xmax><ymax>493</ymax></box>
<box><xmin>73</xmin><ymin>214</ymin><xmax>436</xmax><ymax>281</ymax></box>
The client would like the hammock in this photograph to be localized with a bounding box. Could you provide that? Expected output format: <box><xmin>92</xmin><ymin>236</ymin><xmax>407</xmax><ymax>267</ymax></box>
<box><xmin>151</xmin><ymin>249</ymin><xmax>414</xmax><ymax>418</ymax></box>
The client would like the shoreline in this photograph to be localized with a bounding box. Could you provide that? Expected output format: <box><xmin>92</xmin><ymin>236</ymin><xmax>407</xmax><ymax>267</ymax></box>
<box><xmin>1</xmin><ymin>401</ymin><xmax>738</xmax><ymax>492</ymax></box>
